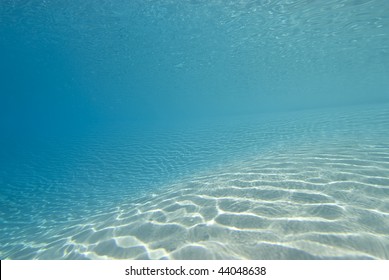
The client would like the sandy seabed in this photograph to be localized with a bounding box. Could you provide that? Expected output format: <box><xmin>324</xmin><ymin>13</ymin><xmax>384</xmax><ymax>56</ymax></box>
<box><xmin>1</xmin><ymin>105</ymin><xmax>389</xmax><ymax>259</ymax></box>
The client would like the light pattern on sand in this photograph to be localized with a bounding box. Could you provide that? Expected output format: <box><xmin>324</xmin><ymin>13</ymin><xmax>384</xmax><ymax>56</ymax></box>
<box><xmin>1</xmin><ymin>104</ymin><xmax>389</xmax><ymax>259</ymax></box>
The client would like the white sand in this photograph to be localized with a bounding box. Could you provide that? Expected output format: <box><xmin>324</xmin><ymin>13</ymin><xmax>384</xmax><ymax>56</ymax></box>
<box><xmin>12</xmin><ymin>135</ymin><xmax>388</xmax><ymax>260</ymax></box>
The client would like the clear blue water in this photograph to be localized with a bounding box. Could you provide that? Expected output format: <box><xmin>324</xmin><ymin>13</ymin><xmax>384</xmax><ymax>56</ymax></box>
<box><xmin>0</xmin><ymin>0</ymin><xmax>389</xmax><ymax>259</ymax></box>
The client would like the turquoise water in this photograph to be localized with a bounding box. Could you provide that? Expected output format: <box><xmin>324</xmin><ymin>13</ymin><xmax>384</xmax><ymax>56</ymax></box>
<box><xmin>1</xmin><ymin>0</ymin><xmax>389</xmax><ymax>259</ymax></box>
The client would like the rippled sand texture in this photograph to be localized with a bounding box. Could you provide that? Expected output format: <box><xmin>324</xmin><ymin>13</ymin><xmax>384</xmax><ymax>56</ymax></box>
<box><xmin>1</xmin><ymin>104</ymin><xmax>389</xmax><ymax>259</ymax></box>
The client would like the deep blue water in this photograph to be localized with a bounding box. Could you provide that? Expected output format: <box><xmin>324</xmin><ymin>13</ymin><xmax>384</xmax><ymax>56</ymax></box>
<box><xmin>1</xmin><ymin>0</ymin><xmax>389</xmax><ymax>259</ymax></box>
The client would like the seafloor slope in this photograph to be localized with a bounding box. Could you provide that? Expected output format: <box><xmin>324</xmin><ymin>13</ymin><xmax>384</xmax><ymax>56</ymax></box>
<box><xmin>1</xmin><ymin>104</ymin><xmax>389</xmax><ymax>259</ymax></box>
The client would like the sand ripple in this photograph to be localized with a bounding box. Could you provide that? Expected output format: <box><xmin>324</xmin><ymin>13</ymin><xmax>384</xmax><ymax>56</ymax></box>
<box><xmin>1</xmin><ymin>104</ymin><xmax>389</xmax><ymax>259</ymax></box>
